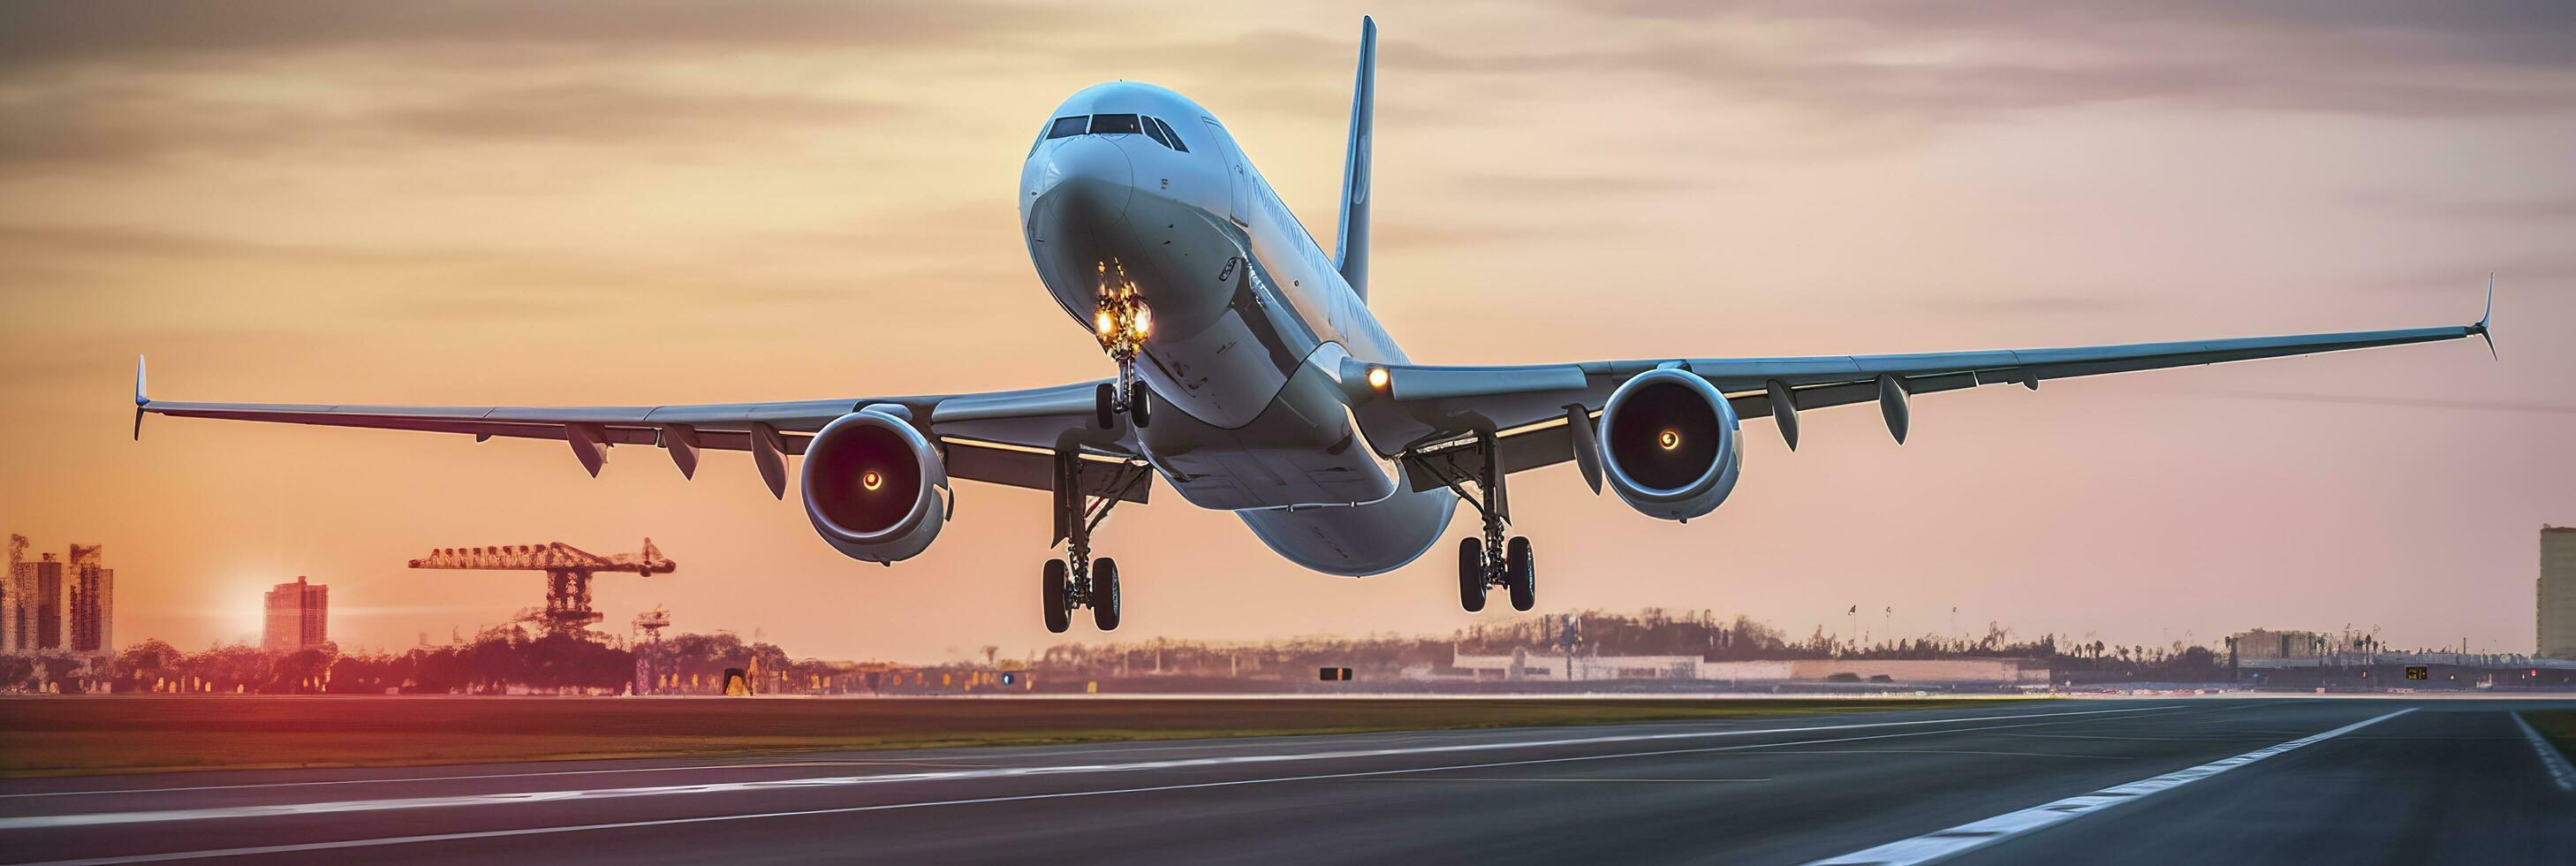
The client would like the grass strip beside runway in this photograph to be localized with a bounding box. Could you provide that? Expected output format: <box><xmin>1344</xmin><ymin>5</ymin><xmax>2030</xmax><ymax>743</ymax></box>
<box><xmin>0</xmin><ymin>695</ymin><xmax>2034</xmax><ymax>778</ymax></box>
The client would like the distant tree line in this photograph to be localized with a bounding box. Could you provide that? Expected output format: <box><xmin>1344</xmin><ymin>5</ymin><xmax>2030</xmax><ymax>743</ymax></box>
<box><xmin>7</xmin><ymin>619</ymin><xmax>807</xmax><ymax>695</ymax></box>
<box><xmin>8</xmin><ymin>607</ymin><xmax>2240</xmax><ymax>694</ymax></box>
<box><xmin>1030</xmin><ymin>608</ymin><xmax>2234</xmax><ymax>683</ymax></box>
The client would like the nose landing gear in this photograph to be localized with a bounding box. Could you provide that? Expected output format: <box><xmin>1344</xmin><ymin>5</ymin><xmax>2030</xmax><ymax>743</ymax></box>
<box><xmin>1039</xmin><ymin>447</ymin><xmax>1151</xmax><ymax>633</ymax></box>
<box><xmin>1407</xmin><ymin>430</ymin><xmax>1538</xmax><ymax>613</ymax></box>
<box><xmin>1092</xmin><ymin>260</ymin><xmax>1154</xmax><ymax>429</ymax></box>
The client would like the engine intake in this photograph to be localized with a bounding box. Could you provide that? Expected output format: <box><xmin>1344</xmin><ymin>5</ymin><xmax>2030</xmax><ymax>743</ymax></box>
<box><xmin>801</xmin><ymin>407</ymin><xmax>949</xmax><ymax>563</ymax></box>
<box><xmin>1597</xmin><ymin>368</ymin><xmax>1740</xmax><ymax>521</ymax></box>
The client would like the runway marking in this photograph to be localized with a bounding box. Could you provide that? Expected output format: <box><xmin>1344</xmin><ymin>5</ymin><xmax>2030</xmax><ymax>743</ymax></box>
<box><xmin>4</xmin><ymin>709</ymin><xmax>2178</xmax><ymax>865</ymax></box>
<box><xmin>1352</xmin><ymin>777</ymin><xmax>1768</xmax><ymax>783</ymax></box>
<box><xmin>0</xmin><ymin>720</ymin><xmax>1925</xmax><ymax>801</ymax></box>
<box><xmin>0</xmin><ymin>761</ymin><xmax>998</xmax><ymax>801</ymax></box>
<box><xmin>1999</xmin><ymin>733</ymin><xmax>2284</xmax><ymax>742</ymax></box>
<box><xmin>2512</xmin><ymin>712</ymin><xmax>2576</xmax><ymax>794</ymax></box>
<box><xmin>1760</xmin><ymin>748</ymin><xmax>2128</xmax><ymax>760</ymax></box>
<box><xmin>1802</xmin><ymin>708</ymin><xmax>2415</xmax><ymax>866</ymax></box>
<box><xmin>0</xmin><ymin>704</ymin><xmax>2177</xmax><ymax>832</ymax></box>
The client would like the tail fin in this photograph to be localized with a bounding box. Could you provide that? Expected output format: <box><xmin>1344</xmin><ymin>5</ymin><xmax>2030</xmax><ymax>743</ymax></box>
<box><xmin>1333</xmin><ymin>16</ymin><xmax>1375</xmax><ymax>302</ymax></box>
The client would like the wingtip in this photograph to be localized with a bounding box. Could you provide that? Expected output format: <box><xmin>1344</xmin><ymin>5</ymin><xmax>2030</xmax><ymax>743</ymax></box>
<box><xmin>133</xmin><ymin>354</ymin><xmax>148</xmax><ymax>406</ymax></box>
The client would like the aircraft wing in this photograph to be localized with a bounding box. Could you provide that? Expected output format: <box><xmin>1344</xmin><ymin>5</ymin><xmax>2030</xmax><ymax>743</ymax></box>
<box><xmin>1352</xmin><ymin>311</ymin><xmax>2491</xmax><ymax>483</ymax></box>
<box><xmin>132</xmin><ymin>362</ymin><xmax>1145</xmax><ymax>502</ymax></box>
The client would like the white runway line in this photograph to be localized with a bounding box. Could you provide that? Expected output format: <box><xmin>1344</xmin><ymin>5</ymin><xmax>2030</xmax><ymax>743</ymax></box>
<box><xmin>0</xmin><ymin>711</ymin><xmax>2009</xmax><ymax>801</ymax></box>
<box><xmin>0</xmin><ymin>704</ymin><xmax>2173</xmax><ymax>832</ymax></box>
<box><xmin>2512</xmin><ymin>712</ymin><xmax>2576</xmax><ymax>794</ymax></box>
<box><xmin>0</xmin><ymin>760</ymin><xmax>997</xmax><ymax>801</ymax></box>
<box><xmin>5</xmin><ymin>709</ymin><xmax>2174</xmax><ymax>865</ymax></box>
<box><xmin>1803</xmin><ymin>708</ymin><xmax>2416</xmax><ymax>866</ymax></box>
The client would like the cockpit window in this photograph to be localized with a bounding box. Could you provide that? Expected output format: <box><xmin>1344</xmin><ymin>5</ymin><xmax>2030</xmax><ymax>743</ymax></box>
<box><xmin>1149</xmin><ymin>117</ymin><xmax>1188</xmax><ymax>152</ymax></box>
<box><xmin>1090</xmin><ymin>113</ymin><xmax>1142</xmax><ymax>135</ymax></box>
<box><xmin>1046</xmin><ymin>112</ymin><xmax>1193</xmax><ymax>154</ymax></box>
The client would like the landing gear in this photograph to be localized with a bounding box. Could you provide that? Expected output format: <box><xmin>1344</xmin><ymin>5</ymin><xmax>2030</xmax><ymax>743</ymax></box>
<box><xmin>1409</xmin><ymin>431</ymin><xmax>1539</xmax><ymax>614</ymax></box>
<box><xmin>1038</xmin><ymin>447</ymin><xmax>1151</xmax><ymax>632</ymax></box>
<box><xmin>1042</xmin><ymin>559</ymin><xmax>1071</xmax><ymax>634</ymax></box>
<box><xmin>1093</xmin><ymin>260</ymin><xmax>1154</xmax><ymax>429</ymax></box>
<box><xmin>1091</xmin><ymin>558</ymin><xmax>1122</xmax><ymax>630</ymax></box>
<box><xmin>1095</xmin><ymin>378</ymin><xmax>1151</xmax><ymax>429</ymax></box>
<box><xmin>1504</xmin><ymin>536</ymin><xmax>1535</xmax><ymax>612</ymax></box>
<box><xmin>1458</xmin><ymin>538</ymin><xmax>1487</xmax><ymax>612</ymax></box>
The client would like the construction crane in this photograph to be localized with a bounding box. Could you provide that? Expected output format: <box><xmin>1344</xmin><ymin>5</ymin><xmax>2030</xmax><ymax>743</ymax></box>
<box><xmin>408</xmin><ymin>540</ymin><xmax>675</xmax><ymax>636</ymax></box>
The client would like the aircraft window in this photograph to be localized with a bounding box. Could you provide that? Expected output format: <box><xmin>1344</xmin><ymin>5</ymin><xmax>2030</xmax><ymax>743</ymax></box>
<box><xmin>1047</xmin><ymin>116</ymin><xmax>1087</xmax><ymax>139</ymax></box>
<box><xmin>1150</xmin><ymin>117</ymin><xmax>1188</xmax><ymax>152</ymax></box>
<box><xmin>1142</xmin><ymin>120</ymin><xmax>1171</xmax><ymax>148</ymax></box>
<box><xmin>1091</xmin><ymin>113</ymin><xmax>1142</xmax><ymax>135</ymax></box>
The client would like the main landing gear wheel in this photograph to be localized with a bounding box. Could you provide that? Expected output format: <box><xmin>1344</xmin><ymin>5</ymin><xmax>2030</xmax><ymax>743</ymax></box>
<box><xmin>1042</xmin><ymin>559</ymin><xmax>1071</xmax><ymax>634</ymax></box>
<box><xmin>1504</xmin><ymin>536</ymin><xmax>1536</xmax><ymax>612</ymax></box>
<box><xmin>1039</xmin><ymin>448</ymin><xmax>1152</xmax><ymax>632</ymax></box>
<box><xmin>1458</xmin><ymin>537</ymin><xmax>1487</xmax><ymax>612</ymax></box>
<box><xmin>1092</xmin><ymin>558</ymin><xmax>1122</xmax><ymax>630</ymax></box>
<box><xmin>1413</xmin><ymin>430</ymin><xmax>1537</xmax><ymax>616</ymax></box>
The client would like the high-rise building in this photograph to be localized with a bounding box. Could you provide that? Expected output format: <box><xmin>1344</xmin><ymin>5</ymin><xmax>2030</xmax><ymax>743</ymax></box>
<box><xmin>67</xmin><ymin>543</ymin><xmax>111</xmax><ymax>654</ymax></box>
<box><xmin>262</xmin><ymin>576</ymin><xmax>329</xmax><ymax>652</ymax></box>
<box><xmin>2542</xmin><ymin>526</ymin><xmax>2576</xmax><ymax>658</ymax></box>
<box><xmin>25</xmin><ymin>553</ymin><xmax>65</xmax><ymax>650</ymax></box>
<box><xmin>3</xmin><ymin>534</ymin><xmax>21</xmax><ymax>652</ymax></box>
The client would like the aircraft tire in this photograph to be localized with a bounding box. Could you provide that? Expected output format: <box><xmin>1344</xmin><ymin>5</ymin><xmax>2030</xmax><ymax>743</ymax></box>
<box><xmin>1092</xmin><ymin>558</ymin><xmax>1122</xmax><ymax>630</ymax></box>
<box><xmin>1458</xmin><ymin>537</ymin><xmax>1487</xmax><ymax>612</ymax></box>
<box><xmin>1505</xmin><ymin>536</ymin><xmax>1535</xmax><ymax>612</ymax></box>
<box><xmin>1042</xmin><ymin>559</ymin><xmax>1070</xmax><ymax>634</ymax></box>
<box><xmin>1095</xmin><ymin>384</ymin><xmax>1118</xmax><ymax>429</ymax></box>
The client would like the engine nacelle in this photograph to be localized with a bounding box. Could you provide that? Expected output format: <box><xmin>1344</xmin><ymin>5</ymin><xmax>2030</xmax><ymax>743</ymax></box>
<box><xmin>801</xmin><ymin>407</ymin><xmax>950</xmax><ymax>563</ymax></box>
<box><xmin>1597</xmin><ymin>368</ymin><xmax>1741</xmax><ymax>521</ymax></box>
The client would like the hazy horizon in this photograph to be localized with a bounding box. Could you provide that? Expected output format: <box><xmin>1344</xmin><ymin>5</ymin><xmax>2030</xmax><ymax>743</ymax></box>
<box><xmin>3</xmin><ymin>1</ymin><xmax>2571</xmax><ymax>664</ymax></box>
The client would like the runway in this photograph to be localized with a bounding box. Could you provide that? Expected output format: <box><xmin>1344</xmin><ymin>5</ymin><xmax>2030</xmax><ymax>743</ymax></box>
<box><xmin>3</xmin><ymin>698</ymin><xmax>2570</xmax><ymax>864</ymax></box>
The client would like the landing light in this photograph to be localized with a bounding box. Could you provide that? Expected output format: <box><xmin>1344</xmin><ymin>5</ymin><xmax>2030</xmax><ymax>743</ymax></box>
<box><xmin>1367</xmin><ymin>367</ymin><xmax>1389</xmax><ymax>391</ymax></box>
<box><xmin>1093</xmin><ymin>259</ymin><xmax>1151</xmax><ymax>354</ymax></box>
<box><xmin>861</xmin><ymin>470</ymin><xmax>883</xmax><ymax>491</ymax></box>
<box><xmin>1658</xmin><ymin>429</ymin><xmax>1680</xmax><ymax>451</ymax></box>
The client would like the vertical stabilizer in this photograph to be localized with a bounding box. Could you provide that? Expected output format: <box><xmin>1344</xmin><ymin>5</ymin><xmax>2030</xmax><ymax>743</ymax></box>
<box><xmin>1334</xmin><ymin>16</ymin><xmax>1375</xmax><ymax>302</ymax></box>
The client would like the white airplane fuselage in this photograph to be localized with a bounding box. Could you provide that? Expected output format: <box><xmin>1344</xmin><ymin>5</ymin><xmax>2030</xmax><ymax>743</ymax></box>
<box><xmin>1019</xmin><ymin>82</ymin><xmax>1453</xmax><ymax>576</ymax></box>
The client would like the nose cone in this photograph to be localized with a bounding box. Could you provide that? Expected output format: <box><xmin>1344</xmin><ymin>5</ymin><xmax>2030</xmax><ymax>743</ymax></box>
<box><xmin>1025</xmin><ymin>136</ymin><xmax>1133</xmax><ymax>232</ymax></box>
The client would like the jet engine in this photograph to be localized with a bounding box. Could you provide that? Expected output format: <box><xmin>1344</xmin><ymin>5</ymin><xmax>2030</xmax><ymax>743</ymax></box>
<box><xmin>801</xmin><ymin>407</ymin><xmax>950</xmax><ymax>563</ymax></box>
<box><xmin>1596</xmin><ymin>368</ymin><xmax>1741</xmax><ymax>521</ymax></box>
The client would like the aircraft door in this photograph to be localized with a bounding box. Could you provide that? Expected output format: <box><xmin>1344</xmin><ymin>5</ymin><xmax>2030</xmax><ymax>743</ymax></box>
<box><xmin>1204</xmin><ymin>118</ymin><xmax>1251</xmax><ymax>226</ymax></box>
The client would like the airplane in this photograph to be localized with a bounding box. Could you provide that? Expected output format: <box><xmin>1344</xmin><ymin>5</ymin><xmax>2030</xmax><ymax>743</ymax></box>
<box><xmin>133</xmin><ymin>18</ymin><xmax>2493</xmax><ymax>634</ymax></box>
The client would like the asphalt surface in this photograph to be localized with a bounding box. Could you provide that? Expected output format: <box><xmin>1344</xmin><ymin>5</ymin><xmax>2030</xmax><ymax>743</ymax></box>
<box><xmin>2</xmin><ymin>698</ymin><xmax>2571</xmax><ymax>865</ymax></box>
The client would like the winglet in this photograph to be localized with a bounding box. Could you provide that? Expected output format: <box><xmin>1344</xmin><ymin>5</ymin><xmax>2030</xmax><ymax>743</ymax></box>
<box><xmin>2470</xmin><ymin>272</ymin><xmax>2496</xmax><ymax>360</ymax></box>
<box><xmin>132</xmin><ymin>355</ymin><xmax>148</xmax><ymax>441</ymax></box>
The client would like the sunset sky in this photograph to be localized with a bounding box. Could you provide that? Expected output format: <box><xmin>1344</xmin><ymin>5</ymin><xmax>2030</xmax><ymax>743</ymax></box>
<box><xmin>3</xmin><ymin>1</ymin><xmax>2571</xmax><ymax>663</ymax></box>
